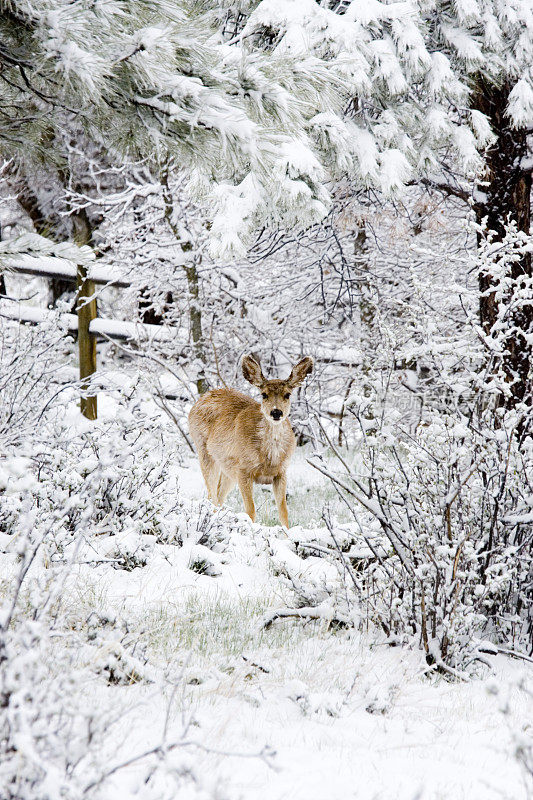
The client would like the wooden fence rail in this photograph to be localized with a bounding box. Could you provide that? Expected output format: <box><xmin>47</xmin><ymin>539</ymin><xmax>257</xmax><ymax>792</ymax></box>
<box><xmin>1</xmin><ymin>304</ymin><xmax>176</xmax><ymax>342</ymax></box>
<box><xmin>6</xmin><ymin>256</ymin><xmax>132</xmax><ymax>288</ymax></box>
<box><xmin>1</xmin><ymin>257</ymin><xmax>174</xmax><ymax>421</ymax></box>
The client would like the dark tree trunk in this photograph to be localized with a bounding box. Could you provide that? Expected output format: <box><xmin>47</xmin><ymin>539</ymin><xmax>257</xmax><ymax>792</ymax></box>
<box><xmin>472</xmin><ymin>78</ymin><xmax>532</xmax><ymax>414</ymax></box>
<box><xmin>15</xmin><ymin>183</ymin><xmax>73</xmax><ymax>303</ymax></box>
<box><xmin>0</xmin><ymin>221</ymin><xmax>5</xmax><ymax>297</ymax></box>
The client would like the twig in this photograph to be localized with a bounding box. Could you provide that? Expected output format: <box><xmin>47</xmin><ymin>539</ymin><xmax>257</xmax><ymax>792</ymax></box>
<box><xmin>242</xmin><ymin>655</ymin><xmax>270</xmax><ymax>673</ymax></box>
<box><xmin>84</xmin><ymin>740</ymin><xmax>277</xmax><ymax>793</ymax></box>
<box><xmin>307</xmin><ymin>457</ymin><xmax>414</xmax><ymax>574</ymax></box>
<box><xmin>152</xmin><ymin>384</ymin><xmax>194</xmax><ymax>452</ymax></box>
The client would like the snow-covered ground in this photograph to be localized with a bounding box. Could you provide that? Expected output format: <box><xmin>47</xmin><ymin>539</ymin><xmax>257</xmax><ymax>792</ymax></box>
<box><xmin>76</xmin><ymin>513</ymin><xmax>532</xmax><ymax>800</ymax></box>
<box><xmin>1</xmin><ymin>396</ymin><xmax>531</xmax><ymax>800</ymax></box>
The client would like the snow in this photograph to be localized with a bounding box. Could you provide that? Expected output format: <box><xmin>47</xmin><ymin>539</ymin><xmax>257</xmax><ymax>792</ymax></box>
<box><xmin>370</xmin><ymin>39</ymin><xmax>409</xmax><ymax>95</ymax></box>
<box><xmin>507</xmin><ymin>78</ymin><xmax>533</xmax><ymax>127</ymax></box>
<box><xmin>470</xmin><ymin>109</ymin><xmax>494</xmax><ymax>146</ymax></box>
<box><xmin>2</xmin><ymin>418</ymin><xmax>531</xmax><ymax>800</ymax></box>
<box><xmin>379</xmin><ymin>148</ymin><xmax>412</xmax><ymax>193</ymax></box>
<box><xmin>352</xmin><ymin>128</ymin><xmax>380</xmax><ymax>181</ymax></box>
<box><xmin>3</xmin><ymin>254</ymin><xmax>129</xmax><ymax>287</ymax></box>
<box><xmin>0</xmin><ymin>232</ymin><xmax>95</xmax><ymax>264</ymax></box>
<box><xmin>426</xmin><ymin>52</ymin><xmax>455</xmax><ymax>96</ymax></box>
<box><xmin>0</xmin><ymin>303</ymin><xmax>78</xmax><ymax>330</ymax></box>
<box><xmin>2</xmin><ymin>0</ymin><xmax>533</xmax><ymax>793</ymax></box>
<box><xmin>90</xmin><ymin>317</ymin><xmax>176</xmax><ymax>342</ymax></box>
<box><xmin>53</xmin><ymin>494</ymin><xmax>532</xmax><ymax>799</ymax></box>
<box><xmin>4</xmin><ymin>254</ymin><xmax>78</xmax><ymax>279</ymax></box>
<box><xmin>441</xmin><ymin>25</ymin><xmax>484</xmax><ymax>63</ymax></box>
<box><xmin>453</xmin><ymin>125</ymin><xmax>480</xmax><ymax>168</ymax></box>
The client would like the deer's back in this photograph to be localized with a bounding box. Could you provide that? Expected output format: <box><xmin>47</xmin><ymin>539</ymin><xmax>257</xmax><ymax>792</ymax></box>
<box><xmin>189</xmin><ymin>388</ymin><xmax>256</xmax><ymax>434</ymax></box>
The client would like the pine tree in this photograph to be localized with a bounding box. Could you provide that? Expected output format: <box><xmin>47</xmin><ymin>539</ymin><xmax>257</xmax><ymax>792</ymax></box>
<box><xmin>218</xmin><ymin>0</ymin><xmax>532</xmax><ymax>415</ymax></box>
<box><xmin>0</xmin><ymin>0</ymin><xmax>340</xmax><ymax>253</ymax></box>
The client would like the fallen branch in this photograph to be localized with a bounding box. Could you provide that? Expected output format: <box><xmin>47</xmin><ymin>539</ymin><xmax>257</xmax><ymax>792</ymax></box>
<box><xmin>263</xmin><ymin>604</ymin><xmax>351</xmax><ymax>629</ymax></box>
<box><xmin>477</xmin><ymin>643</ymin><xmax>533</xmax><ymax>665</ymax></box>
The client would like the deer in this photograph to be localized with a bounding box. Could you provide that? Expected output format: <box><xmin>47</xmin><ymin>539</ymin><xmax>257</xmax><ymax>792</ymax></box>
<box><xmin>188</xmin><ymin>354</ymin><xmax>313</xmax><ymax>528</ymax></box>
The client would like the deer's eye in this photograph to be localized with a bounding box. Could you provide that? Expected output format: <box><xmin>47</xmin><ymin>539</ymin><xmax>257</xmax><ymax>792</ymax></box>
<box><xmin>262</xmin><ymin>392</ymin><xmax>268</xmax><ymax>399</ymax></box>
<box><xmin>284</xmin><ymin>393</ymin><xmax>290</xmax><ymax>400</ymax></box>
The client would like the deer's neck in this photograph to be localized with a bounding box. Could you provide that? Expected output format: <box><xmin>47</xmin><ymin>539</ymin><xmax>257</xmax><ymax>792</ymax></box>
<box><xmin>259</xmin><ymin>416</ymin><xmax>288</xmax><ymax>465</ymax></box>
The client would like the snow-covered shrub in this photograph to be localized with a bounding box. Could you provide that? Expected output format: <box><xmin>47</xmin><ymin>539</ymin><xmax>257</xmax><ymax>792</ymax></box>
<box><xmin>314</xmin><ymin>408</ymin><xmax>531</xmax><ymax>672</ymax></box>
<box><xmin>0</xmin><ymin>617</ymin><xmax>101</xmax><ymax>800</ymax></box>
<box><xmin>0</xmin><ymin>606</ymin><xmax>219</xmax><ymax>799</ymax></box>
<box><xmin>0</xmin><ymin>495</ymin><xmax>105</xmax><ymax>800</ymax></box>
<box><xmin>307</xmin><ymin>226</ymin><xmax>533</xmax><ymax>673</ymax></box>
<box><xmin>0</xmin><ymin>532</ymin><xmax>214</xmax><ymax>800</ymax></box>
<box><xmin>90</xmin><ymin>624</ymin><xmax>156</xmax><ymax>685</ymax></box>
<box><xmin>487</xmin><ymin>675</ymin><xmax>533</xmax><ymax>796</ymax></box>
<box><xmin>471</xmin><ymin>220</ymin><xmax>533</xmax><ymax>424</ymax></box>
<box><xmin>1</xmin><ymin>396</ymin><xmax>181</xmax><ymax>569</ymax></box>
<box><xmin>0</xmin><ymin>320</ymin><xmax>72</xmax><ymax>451</ymax></box>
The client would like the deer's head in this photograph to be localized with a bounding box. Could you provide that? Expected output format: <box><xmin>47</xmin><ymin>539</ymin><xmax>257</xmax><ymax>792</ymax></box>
<box><xmin>242</xmin><ymin>354</ymin><xmax>313</xmax><ymax>424</ymax></box>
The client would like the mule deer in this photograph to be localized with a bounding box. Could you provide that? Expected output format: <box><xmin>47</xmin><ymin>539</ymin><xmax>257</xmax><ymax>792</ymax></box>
<box><xmin>188</xmin><ymin>355</ymin><xmax>313</xmax><ymax>528</ymax></box>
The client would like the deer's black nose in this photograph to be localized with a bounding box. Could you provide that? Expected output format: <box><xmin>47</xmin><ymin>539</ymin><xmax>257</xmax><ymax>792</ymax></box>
<box><xmin>270</xmin><ymin>409</ymin><xmax>282</xmax><ymax>420</ymax></box>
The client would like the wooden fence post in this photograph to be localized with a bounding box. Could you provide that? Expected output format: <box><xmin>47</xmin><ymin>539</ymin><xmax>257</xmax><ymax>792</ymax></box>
<box><xmin>76</xmin><ymin>263</ymin><xmax>97</xmax><ymax>420</ymax></box>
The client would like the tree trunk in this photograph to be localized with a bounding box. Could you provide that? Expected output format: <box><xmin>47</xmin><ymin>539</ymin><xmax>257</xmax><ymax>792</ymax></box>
<box><xmin>15</xmin><ymin>183</ymin><xmax>73</xmax><ymax>303</ymax></box>
<box><xmin>73</xmin><ymin>208</ymin><xmax>97</xmax><ymax>419</ymax></box>
<box><xmin>182</xmin><ymin>242</ymin><xmax>209</xmax><ymax>395</ymax></box>
<box><xmin>472</xmin><ymin>78</ymin><xmax>532</xmax><ymax>413</ymax></box>
<box><xmin>355</xmin><ymin>224</ymin><xmax>377</xmax><ymax>428</ymax></box>
<box><xmin>76</xmin><ymin>263</ymin><xmax>97</xmax><ymax>420</ymax></box>
<box><xmin>0</xmin><ymin>222</ymin><xmax>5</xmax><ymax>297</ymax></box>
<box><xmin>160</xmin><ymin>166</ymin><xmax>209</xmax><ymax>396</ymax></box>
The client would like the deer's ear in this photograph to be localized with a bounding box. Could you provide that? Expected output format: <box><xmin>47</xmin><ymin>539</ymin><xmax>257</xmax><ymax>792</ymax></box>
<box><xmin>242</xmin><ymin>354</ymin><xmax>264</xmax><ymax>387</ymax></box>
<box><xmin>288</xmin><ymin>356</ymin><xmax>313</xmax><ymax>388</ymax></box>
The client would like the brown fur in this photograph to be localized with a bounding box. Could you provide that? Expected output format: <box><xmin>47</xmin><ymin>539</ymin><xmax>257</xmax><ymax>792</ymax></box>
<box><xmin>188</xmin><ymin>355</ymin><xmax>313</xmax><ymax>527</ymax></box>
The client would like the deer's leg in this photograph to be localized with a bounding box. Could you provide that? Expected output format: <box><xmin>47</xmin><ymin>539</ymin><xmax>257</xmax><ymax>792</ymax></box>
<box><xmin>272</xmin><ymin>473</ymin><xmax>289</xmax><ymax>528</ymax></box>
<box><xmin>237</xmin><ymin>472</ymin><xmax>256</xmax><ymax>523</ymax></box>
<box><xmin>197</xmin><ymin>445</ymin><xmax>219</xmax><ymax>503</ymax></box>
<box><xmin>216</xmin><ymin>472</ymin><xmax>235</xmax><ymax>506</ymax></box>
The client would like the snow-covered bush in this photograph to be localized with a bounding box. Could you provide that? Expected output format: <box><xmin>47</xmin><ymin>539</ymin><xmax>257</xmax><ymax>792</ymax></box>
<box><xmin>0</xmin><ymin>456</ymin><xmax>224</xmax><ymax>800</ymax></box>
<box><xmin>2</xmin><ymin>398</ymin><xmax>182</xmax><ymax>568</ymax></box>
<box><xmin>0</xmin><ymin>557</ymin><xmax>215</xmax><ymax>800</ymax></box>
<box><xmin>0</xmin><ymin>618</ymin><xmax>99</xmax><ymax>799</ymax></box>
<box><xmin>471</xmin><ymin>220</ymin><xmax>533</xmax><ymax>423</ymax></box>
<box><xmin>0</xmin><ymin>320</ymin><xmax>72</xmax><ymax>451</ymax></box>
<box><xmin>487</xmin><ymin>675</ymin><xmax>533</xmax><ymax>796</ymax></box>
<box><xmin>314</xmin><ymin>408</ymin><xmax>531</xmax><ymax>672</ymax></box>
<box><xmin>305</xmin><ymin>226</ymin><xmax>533</xmax><ymax>673</ymax></box>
